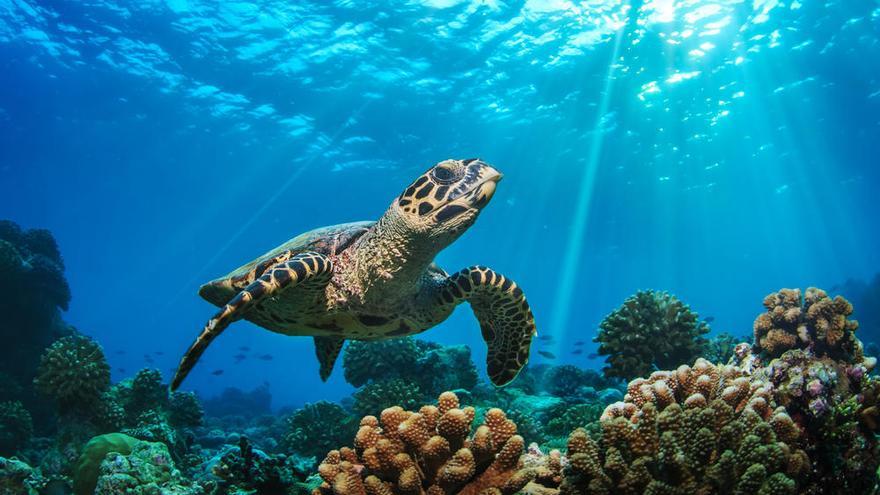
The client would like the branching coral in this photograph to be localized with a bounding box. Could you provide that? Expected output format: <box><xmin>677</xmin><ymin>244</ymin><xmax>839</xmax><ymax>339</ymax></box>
<box><xmin>553</xmin><ymin>358</ymin><xmax>809</xmax><ymax>494</ymax></box>
<box><xmin>595</xmin><ymin>290</ymin><xmax>710</xmax><ymax>381</ymax></box>
<box><xmin>283</xmin><ymin>401</ymin><xmax>358</xmax><ymax>463</ymax></box>
<box><xmin>352</xmin><ymin>378</ymin><xmax>425</xmax><ymax>417</ymax></box>
<box><xmin>0</xmin><ymin>401</ymin><xmax>32</xmax><ymax>456</ymax></box>
<box><xmin>314</xmin><ymin>391</ymin><xmax>539</xmax><ymax>495</ymax></box>
<box><xmin>34</xmin><ymin>335</ymin><xmax>110</xmax><ymax>413</ymax></box>
<box><xmin>754</xmin><ymin>288</ymin><xmax>866</xmax><ymax>363</ymax></box>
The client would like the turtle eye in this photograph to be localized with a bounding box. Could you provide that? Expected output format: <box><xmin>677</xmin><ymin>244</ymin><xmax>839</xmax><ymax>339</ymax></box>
<box><xmin>431</xmin><ymin>163</ymin><xmax>463</xmax><ymax>184</ymax></box>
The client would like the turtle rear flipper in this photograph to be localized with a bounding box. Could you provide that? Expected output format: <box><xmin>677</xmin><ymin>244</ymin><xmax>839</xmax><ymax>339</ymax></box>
<box><xmin>171</xmin><ymin>251</ymin><xmax>333</xmax><ymax>391</ymax></box>
<box><xmin>440</xmin><ymin>266</ymin><xmax>536</xmax><ymax>386</ymax></box>
<box><xmin>314</xmin><ymin>336</ymin><xmax>345</xmax><ymax>381</ymax></box>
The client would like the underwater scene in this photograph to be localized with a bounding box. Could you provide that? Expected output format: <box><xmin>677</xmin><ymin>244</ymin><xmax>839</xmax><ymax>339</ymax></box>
<box><xmin>1</xmin><ymin>0</ymin><xmax>880</xmax><ymax>494</ymax></box>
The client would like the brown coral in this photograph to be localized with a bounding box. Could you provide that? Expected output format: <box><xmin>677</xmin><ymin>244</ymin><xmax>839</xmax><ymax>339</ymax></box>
<box><xmin>754</xmin><ymin>287</ymin><xmax>865</xmax><ymax>363</ymax></box>
<box><xmin>554</xmin><ymin>358</ymin><xmax>809</xmax><ymax>494</ymax></box>
<box><xmin>313</xmin><ymin>392</ymin><xmax>540</xmax><ymax>495</ymax></box>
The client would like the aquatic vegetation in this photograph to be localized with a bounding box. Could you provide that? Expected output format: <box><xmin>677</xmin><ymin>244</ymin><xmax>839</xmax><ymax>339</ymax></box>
<box><xmin>352</xmin><ymin>378</ymin><xmax>424</xmax><ymax>417</ymax></box>
<box><xmin>0</xmin><ymin>400</ymin><xmax>32</xmax><ymax>456</ymax></box>
<box><xmin>34</xmin><ymin>334</ymin><xmax>111</xmax><ymax>414</ymax></box>
<box><xmin>595</xmin><ymin>290</ymin><xmax>710</xmax><ymax>381</ymax></box>
<box><xmin>314</xmin><ymin>391</ymin><xmax>541</xmax><ymax>495</ymax></box>
<box><xmin>282</xmin><ymin>402</ymin><xmax>358</xmax><ymax>463</ymax></box>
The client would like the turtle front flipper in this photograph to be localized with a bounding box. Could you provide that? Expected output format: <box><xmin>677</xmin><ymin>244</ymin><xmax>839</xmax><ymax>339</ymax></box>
<box><xmin>439</xmin><ymin>266</ymin><xmax>536</xmax><ymax>386</ymax></box>
<box><xmin>171</xmin><ymin>251</ymin><xmax>333</xmax><ymax>391</ymax></box>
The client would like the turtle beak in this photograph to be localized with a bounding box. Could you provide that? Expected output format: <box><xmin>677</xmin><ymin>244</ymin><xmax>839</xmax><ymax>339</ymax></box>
<box><xmin>472</xmin><ymin>167</ymin><xmax>502</xmax><ymax>209</ymax></box>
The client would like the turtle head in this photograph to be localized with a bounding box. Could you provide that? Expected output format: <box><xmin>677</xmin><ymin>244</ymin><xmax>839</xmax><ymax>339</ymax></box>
<box><xmin>393</xmin><ymin>158</ymin><xmax>502</xmax><ymax>241</ymax></box>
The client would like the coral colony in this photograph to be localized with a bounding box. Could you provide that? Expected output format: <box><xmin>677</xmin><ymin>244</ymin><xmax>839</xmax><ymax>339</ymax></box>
<box><xmin>2</xmin><ymin>219</ymin><xmax>880</xmax><ymax>495</ymax></box>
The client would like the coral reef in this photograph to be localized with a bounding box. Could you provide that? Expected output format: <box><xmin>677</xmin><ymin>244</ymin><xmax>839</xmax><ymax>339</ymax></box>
<box><xmin>73</xmin><ymin>433</ymin><xmax>140</xmax><ymax>495</ymax></box>
<box><xmin>0</xmin><ymin>456</ymin><xmax>46</xmax><ymax>495</ymax></box>
<box><xmin>0</xmin><ymin>400</ymin><xmax>33</xmax><ymax>456</ymax></box>
<box><xmin>203</xmin><ymin>384</ymin><xmax>273</xmax><ymax>417</ymax></box>
<box><xmin>283</xmin><ymin>401</ymin><xmax>358</xmax><ymax>464</ymax></box>
<box><xmin>343</xmin><ymin>338</ymin><xmax>479</xmax><ymax>399</ymax></box>
<box><xmin>169</xmin><ymin>391</ymin><xmax>205</xmax><ymax>429</ymax></box>
<box><xmin>343</xmin><ymin>339</ymin><xmax>422</xmax><ymax>388</ymax></box>
<box><xmin>0</xmin><ymin>221</ymin><xmax>77</xmax><ymax>432</ymax></box>
<box><xmin>314</xmin><ymin>391</ymin><xmax>541</xmax><ymax>495</ymax></box>
<box><xmin>352</xmin><ymin>378</ymin><xmax>425</xmax><ymax>417</ymax></box>
<box><xmin>34</xmin><ymin>334</ymin><xmax>111</xmax><ymax>415</ymax></box>
<box><xmin>754</xmin><ymin>288</ymin><xmax>865</xmax><ymax>362</ymax></box>
<box><xmin>703</xmin><ymin>332</ymin><xmax>742</xmax><ymax>364</ymax></box>
<box><xmin>595</xmin><ymin>290</ymin><xmax>710</xmax><ymax>381</ymax></box>
<box><xmin>92</xmin><ymin>438</ymin><xmax>205</xmax><ymax>495</ymax></box>
<box><xmin>556</xmin><ymin>358</ymin><xmax>809</xmax><ymax>494</ymax></box>
<box><xmin>212</xmin><ymin>436</ymin><xmax>312</xmax><ymax>494</ymax></box>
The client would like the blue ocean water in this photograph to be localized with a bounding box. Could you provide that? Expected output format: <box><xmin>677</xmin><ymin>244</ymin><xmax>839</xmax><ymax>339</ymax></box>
<box><xmin>1</xmin><ymin>0</ymin><xmax>878</xmax><ymax>409</ymax></box>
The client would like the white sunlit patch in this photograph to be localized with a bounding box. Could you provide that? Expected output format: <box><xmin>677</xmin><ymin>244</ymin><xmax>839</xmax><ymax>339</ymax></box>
<box><xmin>637</xmin><ymin>80</ymin><xmax>660</xmax><ymax>100</ymax></box>
<box><xmin>642</xmin><ymin>0</ymin><xmax>677</xmax><ymax>24</ymax></box>
<box><xmin>684</xmin><ymin>4</ymin><xmax>722</xmax><ymax>24</ymax></box>
<box><xmin>666</xmin><ymin>71</ymin><xmax>701</xmax><ymax>84</ymax></box>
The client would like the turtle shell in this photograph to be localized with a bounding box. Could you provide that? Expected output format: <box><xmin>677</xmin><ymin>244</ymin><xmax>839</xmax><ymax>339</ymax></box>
<box><xmin>199</xmin><ymin>221</ymin><xmax>373</xmax><ymax>306</ymax></box>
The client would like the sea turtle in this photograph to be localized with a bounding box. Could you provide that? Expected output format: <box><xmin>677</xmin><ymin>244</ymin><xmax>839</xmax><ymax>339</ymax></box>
<box><xmin>171</xmin><ymin>159</ymin><xmax>536</xmax><ymax>390</ymax></box>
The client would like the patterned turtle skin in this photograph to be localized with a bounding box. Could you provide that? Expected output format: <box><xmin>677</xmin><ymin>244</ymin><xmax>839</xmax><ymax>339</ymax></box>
<box><xmin>171</xmin><ymin>159</ymin><xmax>537</xmax><ymax>390</ymax></box>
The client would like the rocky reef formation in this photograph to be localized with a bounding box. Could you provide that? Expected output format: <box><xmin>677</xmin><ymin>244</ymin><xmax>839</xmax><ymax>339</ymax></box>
<box><xmin>0</xmin><ymin>220</ymin><xmax>75</xmax><ymax>430</ymax></box>
<box><xmin>595</xmin><ymin>290</ymin><xmax>710</xmax><ymax>381</ymax></box>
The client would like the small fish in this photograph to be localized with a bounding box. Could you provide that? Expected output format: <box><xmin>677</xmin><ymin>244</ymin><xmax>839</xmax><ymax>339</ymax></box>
<box><xmin>257</xmin><ymin>354</ymin><xmax>273</xmax><ymax>361</ymax></box>
<box><xmin>154</xmin><ymin>351</ymin><xmax>164</xmax><ymax>356</ymax></box>
<box><xmin>704</xmin><ymin>316</ymin><xmax>715</xmax><ymax>323</ymax></box>
<box><xmin>117</xmin><ymin>368</ymin><xmax>126</xmax><ymax>373</ymax></box>
<box><xmin>572</xmin><ymin>349</ymin><xmax>583</xmax><ymax>355</ymax></box>
<box><xmin>538</xmin><ymin>335</ymin><xmax>554</xmax><ymax>341</ymax></box>
<box><xmin>587</xmin><ymin>353</ymin><xmax>599</xmax><ymax>359</ymax></box>
<box><xmin>537</xmin><ymin>351</ymin><xmax>557</xmax><ymax>359</ymax></box>
<box><xmin>144</xmin><ymin>355</ymin><xmax>154</xmax><ymax>363</ymax></box>
<box><xmin>233</xmin><ymin>353</ymin><xmax>247</xmax><ymax>363</ymax></box>
<box><xmin>239</xmin><ymin>346</ymin><xmax>251</xmax><ymax>352</ymax></box>
<box><xmin>211</xmin><ymin>369</ymin><xmax>224</xmax><ymax>376</ymax></box>
<box><xmin>574</xmin><ymin>341</ymin><xmax>585</xmax><ymax>346</ymax></box>
<box><xmin>115</xmin><ymin>350</ymin><xmax>126</xmax><ymax>355</ymax></box>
